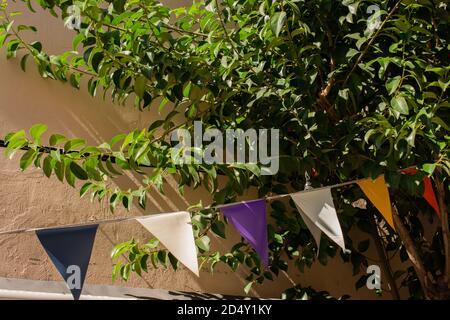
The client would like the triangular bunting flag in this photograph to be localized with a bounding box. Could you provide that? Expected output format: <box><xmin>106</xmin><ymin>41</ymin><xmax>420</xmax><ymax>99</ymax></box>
<box><xmin>402</xmin><ymin>168</ymin><xmax>441</xmax><ymax>218</ymax></box>
<box><xmin>291</xmin><ymin>188</ymin><xmax>346</xmax><ymax>250</ymax></box>
<box><xmin>292</xmin><ymin>202</ymin><xmax>322</xmax><ymax>251</ymax></box>
<box><xmin>357</xmin><ymin>175</ymin><xmax>395</xmax><ymax>230</ymax></box>
<box><xmin>136</xmin><ymin>211</ymin><xmax>199</xmax><ymax>276</ymax></box>
<box><xmin>36</xmin><ymin>225</ymin><xmax>98</xmax><ymax>300</ymax></box>
<box><xmin>422</xmin><ymin>176</ymin><xmax>441</xmax><ymax>218</ymax></box>
<box><xmin>219</xmin><ymin>199</ymin><xmax>269</xmax><ymax>268</ymax></box>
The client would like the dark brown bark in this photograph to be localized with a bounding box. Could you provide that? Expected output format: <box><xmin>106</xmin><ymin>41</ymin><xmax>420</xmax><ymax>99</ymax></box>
<box><xmin>392</xmin><ymin>205</ymin><xmax>432</xmax><ymax>299</ymax></box>
<box><xmin>370</xmin><ymin>215</ymin><xmax>401</xmax><ymax>299</ymax></box>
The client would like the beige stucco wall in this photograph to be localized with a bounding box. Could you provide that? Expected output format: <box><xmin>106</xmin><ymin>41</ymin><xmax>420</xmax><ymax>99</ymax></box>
<box><xmin>0</xmin><ymin>1</ymin><xmax>411</xmax><ymax>299</ymax></box>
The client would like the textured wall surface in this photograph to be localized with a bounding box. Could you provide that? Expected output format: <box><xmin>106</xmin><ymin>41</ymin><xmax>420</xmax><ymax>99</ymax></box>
<box><xmin>0</xmin><ymin>1</ymin><xmax>410</xmax><ymax>299</ymax></box>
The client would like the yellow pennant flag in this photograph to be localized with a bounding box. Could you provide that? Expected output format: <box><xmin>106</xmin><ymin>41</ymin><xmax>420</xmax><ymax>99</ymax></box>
<box><xmin>357</xmin><ymin>175</ymin><xmax>395</xmax><ymax>230</ymax></box>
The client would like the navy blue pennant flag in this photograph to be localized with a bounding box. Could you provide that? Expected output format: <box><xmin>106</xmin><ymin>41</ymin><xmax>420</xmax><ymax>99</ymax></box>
<box><xmin>36</xmin><ymin>225</ymin><xmax>98</xmax><ymax>300</ymax></box>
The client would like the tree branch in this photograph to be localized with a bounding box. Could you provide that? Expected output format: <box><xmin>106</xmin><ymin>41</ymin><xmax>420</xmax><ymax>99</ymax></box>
<box><xmin>370</xmin><ymin>214</ymin><xmax>401</xmax><ymax>299</ymax></box>
<box><xmin>214</xmin><ymin>0</ymin><xmax>239</xmax><ymax>56</ymax></box>
<box><xmin>392</xmin><ymin>204</ymin><xmax>432</xmax><ymax>299</ymax></box>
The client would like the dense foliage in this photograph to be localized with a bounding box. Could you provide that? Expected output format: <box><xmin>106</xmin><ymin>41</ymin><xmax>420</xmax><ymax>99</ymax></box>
<box><xmin>0</xmin><ymin>0</ymin><xmax>449</xmax><ymax>299</ymax></box>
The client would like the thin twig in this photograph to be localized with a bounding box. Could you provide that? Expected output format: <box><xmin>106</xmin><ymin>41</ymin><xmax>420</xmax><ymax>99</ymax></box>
<box><xmin>213</xmin><ymin>0</ymin><xmax>239</xmax><ymax>56</ymax></box>
<box><xmin>342</xmin><ymin>0</ymin><xmax>402</xmax><ymax>86</ymax></box>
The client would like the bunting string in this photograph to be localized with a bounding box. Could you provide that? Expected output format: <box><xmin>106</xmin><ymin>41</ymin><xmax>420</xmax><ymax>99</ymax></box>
<box><xmin>0</xmin><ymin>176</ymin><xmax>378</xmax><ymax>236</ymax></box>
<box><xmin>0</xmin><ymin>172</ymin><xmax>435</xmax><ymax>236</ymax></box>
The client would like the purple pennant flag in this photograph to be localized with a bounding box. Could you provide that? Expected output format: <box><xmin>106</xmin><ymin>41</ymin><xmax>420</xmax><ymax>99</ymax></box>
<box><xmin>220</xmin><ymin>199</ymin><xmax>269</xmax><ymax>268</ymax></box>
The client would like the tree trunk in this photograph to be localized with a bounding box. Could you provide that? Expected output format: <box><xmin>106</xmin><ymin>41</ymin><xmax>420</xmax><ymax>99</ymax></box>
<box><xmin>392</xmin><ymin>205</ymin><xmax>432</xmax><ymax>299</ymax></box>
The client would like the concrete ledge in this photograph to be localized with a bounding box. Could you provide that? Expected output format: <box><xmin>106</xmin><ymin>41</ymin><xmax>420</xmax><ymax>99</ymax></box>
<box><xmin>0</xmin><ymin>277</ymin><xmax>202</xmax><ymax>300</ymax></box>
<box><xmin>0</xmin><ymin>277</ymin><xmax>253</xmax><ymax>300</ymax></box>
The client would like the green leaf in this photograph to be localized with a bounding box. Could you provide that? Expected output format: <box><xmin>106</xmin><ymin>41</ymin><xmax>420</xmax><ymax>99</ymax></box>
<box><xmin>263</xmin><ymin>271</ymin><xmax>274</xmax><ymax>281</ymax></box>
<box><xmin>134</xmin><ymin>76</ymin><xmax>147</xmax><ymax>99</ymax></box>
<box><xmin>270</xmin><ymin>12</ymin><xmax>286</xmax><ymax>37</ymax></box>
<box><xmin>113</xmin><ymin>0</ymin><xmax>126</xmax><ymax>13</ymax></box>
<box><xmin>91</xmin><ymin>52</ymin><xmax>103</xmax><ymax>73</ymax></box>
<box><xmin>72</xmin><ymin>33</ymin><xmax>84</xmax><ymax>50</ymax></box>
<box><xmin>34</xmin><ymin>152</ymin><xmax>43</xmax><ymax>169</ymax></box>
<box><xmin>158</xmin><ymin>97</ymin><xmax>169</xmax><ymax>112</ymax></box>
<box><xmin>4</xmin><ymin>138</ymin><xmax>27</xmax><ymax>159</ymax></box>
<box><xmin>30</xmin><ymin>41</ymin><xmax>42</xmax><ymax>53</ymax></box>
<box><xmin>145</xmin><ymin>238</ymin><xmax>160</xmax><ymax>249</ymax></box>
<box><xmin>5</xmin><ymin>130</ymin><xmax>25</xmax><ymax>143</ymax></box>
<box><xmin>385</xmin><ymin>76</ymin><xmax>401</xmax><ymax>95</ymax></box>
<box><xmin>50</xmin><ymin>150</ymin><xmax>61</xmax><ymax>162</ymax></box>
<box><xmin>106</xmin><ymin>158</ymin><xmax>122</xmax><ymax>176</ymax></box>
<box><xmin>20</xmin><ymin>54</ymin><xmax>29</xmax><ymax>72</ymax></box>
<box><xmin>355</xmin><ymin>274</ymin><xmax>369</xmax><ymax>290</ymax></box>
<box><xmin>49</xmin><ymin>134</ymin><xmax>66</xmax><ymax>146</ymax></box>
<box><xmin>25</xmin><ymin>0</ymin><xmax>36</xmax><ymax>12</ymax></box>
<box><xmin>64</xmin><ymin>138</ymin><xmax>85</xmax><ymax>152</ymax></box>
<box><xmin>195</xmin><ymin>236</ymin><xmax>210</xmax><ymax>252</ymax></box>
<box><xmin>80</xmin><ymin>182</ymin><xmax>93</xmax><ymax>198</ymax></box>
<box><xmin>157</xmin><ymin>250</ymin><xmax>167</xmax><ymax>268</ymax></box>
<box><xmin>65</xmin><ymin>163</ymin><xmax>76</xmax><ymax>187</ymax></box>
<box><xmin>168</xmin><ymin>252</ymin><xmax>179</xmax><ymax>271</ymax></box>
<box><xmin>112</xmin><ymin>263</ymin><xmax>122</xmax><ymax>282</ymax></box>
<box><xmin>121</xmin><ymin>264</ymin><xmax>131</xmax><ymax>281</ymax></box>
<box><xmin>19</xmin><ymin>149</ymin><xmax>36</xmax><ymax>171</ymax></box>
<box><xmin>132</xmin><ymin>259</ymin><xmax>142</xmax><ymax>277</ymax></box>
<box><xmin>42</xmin><ymin>155</ymin><xmax>54</xmax><ymax>177</ymax></box>
<box><xmin>0</xmin><ymin>34</ymin><xmax>9</xmax><ymax>48</ymax></box>
<box><xmin>109</xmin><ymin>134</ymin><xmax>126</xmax><ymax>147</ymax></box>
<box><xmin>29</xmin><ymin>124</ymin><xmax>48</xmax><ymax>144</ymax></box>
<box><xmin>140</xmin><ymin>254</ymin><xmax>149</xmax><ymax>272</ymax></box>
<box><xmin>69</xmin><ymin>161</ymin><xmax>88</xmax><ymax>180</ymax></box>
<box><xmin>244</xmin><ymin>281</ymin><xmax>254</xmax><ymax>294</ymax></box>
<box><xmin>211</xmin><ymin>220</ymin><xmax>226</xmax><ymax>238</ymax></box>
<box><xmin>422</xmin><ymin>163</ymin><xmax>436</xmax><ymax>175</ymax></box>
<box><xmin>88</xmin><ymin>78</ymin><xmax>98</xmax><ymax>96</ymax></box>
<box><xmin>391</xmin><ymin>95</ymin><xmax>409</xmax><ymax>115</ymax></box>
<box><xmin>109</xmin><ymin>193</ymin><xmax>118</xmax><ymax>211</ymax></box>
<box><xmin>134</xmin><ymin>141</ymin><xmax>149</xmax><ymax>161</ymax></box>
<box><xmin>111</xmin><ymin>240</ymin><xmax>133</xmax><ymax>260</ymax></box>
<box><xmin>54</xmin><ymin>161</ymin><xmax>65</xmax><ymax>182</ymax></box>
<box><xmin>122</xmin><ymin>193</ymin><xmax>131</xmax><ymax>210</ymax></box>
<box><xmin>69</xmin><ymin>73</ymin><xmax>80</xmax><ymax>89</ymax></box>
<box><xmin>432</xmin><ymin>116</ymin><xmax>450</xmax><ymax>131</ymax></box>
<box><xmin>148</xmin><ymin>120</ymin><xmax>165</xmax><ymax>133</ymax></box>
<box><xmin>6</xmin><ymin>38</ymin><xmax>20</xmax><ymax>60</ymax></box>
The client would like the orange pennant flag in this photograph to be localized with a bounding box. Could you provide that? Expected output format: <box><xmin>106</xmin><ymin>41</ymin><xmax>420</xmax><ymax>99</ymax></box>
<box><xmin>357</xmin><ymin>175</ymin><xmax>395</xmax><ymax>230</ymax></box>
<box><xmin>402</xmin><ymin>167</ymin><xmax>441</xmax><ymax>218</ymax></box>
<box><xmin>422</xmin><ymin>177</ymin><xmax>441</xmax><ymax>218</ymax></box>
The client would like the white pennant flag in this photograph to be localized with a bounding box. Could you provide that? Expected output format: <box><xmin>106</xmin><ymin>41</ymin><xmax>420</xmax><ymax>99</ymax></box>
<box><xmin>136</xmin><ymin>211</ymin><xmax>199</xmax><ymax>276</ymax></box>
<box><xmin>291</xmin><ymin>188</ymin><xmax>346</xmax><ymax>251</ymax></box>
<box><xmin>296</xmin><ymin>205</ymin><xmax>322</xmax><ymax>252</ymax></box>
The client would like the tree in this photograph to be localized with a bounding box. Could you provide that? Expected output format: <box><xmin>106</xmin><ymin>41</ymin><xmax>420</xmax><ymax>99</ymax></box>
<box><xmin>0</xmin><ymin>0</ymin><xmax>449</xmax><ymax>299</ymax></box>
